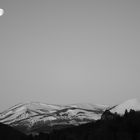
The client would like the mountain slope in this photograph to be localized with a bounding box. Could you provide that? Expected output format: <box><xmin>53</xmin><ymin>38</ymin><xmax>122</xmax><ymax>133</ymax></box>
<box><xmin>0</xmin><ymin>102</ymin><xmax>108</xmax><ymax>134</ymax></box>
<box><xmin>110</xmin><ymin>98</ymin><xmax>140</xmax><ymax>115</ymax></box>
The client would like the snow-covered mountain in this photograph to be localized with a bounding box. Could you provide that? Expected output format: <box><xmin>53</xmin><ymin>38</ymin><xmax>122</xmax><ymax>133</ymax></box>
<box><xmin>110</xmin><ymin>98</ymin><xmax>140</xmax><ymax>115</ymax></box>
<box><xmin>1</xmin><ymin>99</ymin><xmax>139</xmax><ymax>134</ymax></box>
<box><xmin>0</xmin><ymin>102</ymin><xmax>64</xmax><ymax>125</ymax></box>
<box><xmin>0</xmin><ymin>102</ymin><xmax>108</xmax><ymax>134</ymax></box>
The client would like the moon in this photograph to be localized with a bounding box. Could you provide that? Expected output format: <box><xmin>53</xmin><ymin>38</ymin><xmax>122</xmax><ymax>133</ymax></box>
<box><xmin>0</xmin><ymin>9</ymin><xmax>4</xmax><ymax>16</ymax></box>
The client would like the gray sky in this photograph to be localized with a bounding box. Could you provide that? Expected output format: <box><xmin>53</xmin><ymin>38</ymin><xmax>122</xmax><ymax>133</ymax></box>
<box><xmin>0</xmin><ymin>0</ymin><xmax>140</xmax><ymax>111</ymax></box>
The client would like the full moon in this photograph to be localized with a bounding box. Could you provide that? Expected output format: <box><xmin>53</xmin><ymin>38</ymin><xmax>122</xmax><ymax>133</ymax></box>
<box><xmin>0</xmin><ymin>9</ymin><xmax>4</xmax><ymax>16</ymax></box>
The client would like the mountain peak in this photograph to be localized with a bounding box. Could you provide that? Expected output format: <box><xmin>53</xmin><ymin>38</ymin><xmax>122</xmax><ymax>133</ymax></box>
<box><xmin>110</xmin><ymin>98</ymin><xmax>140</xmax><ymax>114</ymax></box>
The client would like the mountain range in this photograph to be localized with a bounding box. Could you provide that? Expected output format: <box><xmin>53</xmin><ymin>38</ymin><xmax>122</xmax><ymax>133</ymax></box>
<box><xmin>0</xmin><ymin>98</ymin><xmax>139</xmax><ymax>135</ymax></box>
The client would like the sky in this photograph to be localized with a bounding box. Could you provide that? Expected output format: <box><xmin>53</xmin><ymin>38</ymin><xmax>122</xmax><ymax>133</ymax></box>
<box><xmin>0</xmin><ymin>0</ymin><xmax>140</xmax><ymax>111</ymax></box>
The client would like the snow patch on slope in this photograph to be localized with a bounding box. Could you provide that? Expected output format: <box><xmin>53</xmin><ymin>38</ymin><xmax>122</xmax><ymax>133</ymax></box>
<box><xmin>111</xmin><ymin>98</ymin><xmax>140</xmax><ymax>115</ymax></box>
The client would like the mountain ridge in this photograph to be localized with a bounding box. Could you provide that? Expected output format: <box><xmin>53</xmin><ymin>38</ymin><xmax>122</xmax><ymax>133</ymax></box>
<box><xmin>0</xmin><ymin>102</ymin><xmax>108</xmax><ymax>134</ymax></box>
<box><xmin>110</xmin><ymin>98</ymin><xmax>140</xmax><ymax>114</ymax></box>
<box><xmin>0</xmin><ymin>98</ymin><xmax>140</xmax><ymax>134</ymax></box>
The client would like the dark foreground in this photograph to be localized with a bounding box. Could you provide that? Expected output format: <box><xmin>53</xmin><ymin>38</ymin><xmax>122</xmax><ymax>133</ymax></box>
<box><xmin>0</xmin><ymin>110</ymin><xmax>140</xmax><ymax>140</ymax></box>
